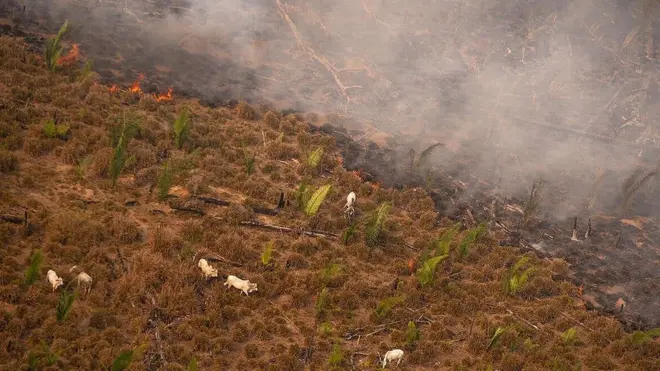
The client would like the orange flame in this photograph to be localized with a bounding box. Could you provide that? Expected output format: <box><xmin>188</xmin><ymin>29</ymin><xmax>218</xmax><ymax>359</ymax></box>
<box><xmin>56</xmin><ymin>44</ymin><xmax>80</xmax><ymax>66</ymax></box>
<box><xmin>155</xmin><ymin>87</ymin><xmax>173</xmax><ymax>102</ymax></box>
<box><xmin>351</xmin><ymin>170</ymin><xmax>362</xmax><ymax>180</ymax></box>
<box><xmin>372</xmin><ymin>181</ymin><xmax>380</xmax><ymax>190</ymax></box>
<box><xmin>129</xmin><ymin>73</ymin><xmax>144</xmax><ymax>94</ymax></box>
<box><xmin>109</xmin><ymin>84</ymin><xmax>119</xmax><ymax>94</ymax></box>
<box><xmin>408</xmin><ymin>257</ymin><xmax>417</xmax><ymax>275</ymax></box>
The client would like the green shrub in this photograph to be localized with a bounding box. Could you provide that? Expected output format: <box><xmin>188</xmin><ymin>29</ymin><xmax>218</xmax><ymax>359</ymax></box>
<box><xmin>504</xmin><ymin>256</ymin><xmax>535</xmax><ymax>295</ymax></box>
<box><xmin>304</xmin><ymin>184</ymin><xmax>331</xmax><ymax>217</ymax></box>
<box><xmin>261</xmin><ymin>241</ymin><xmax>274</xmax><ymax>266</ymax></box>
<box><xmin>157</xmin><ymin>160</ymin><xmax>173</xmax><ymax>201</ymax></box>
<box><xmin>457</xmin><ymin>222</ymin><xmax>486</xmax><ymax>259</ymax></box>
<box><xmin>43</xmin><ymin>119</ymin><xmax>69</xmax><ymax>139</ymax></box>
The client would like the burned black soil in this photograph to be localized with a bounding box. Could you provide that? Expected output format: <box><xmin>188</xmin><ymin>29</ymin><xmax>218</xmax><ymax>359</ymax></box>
<box><xmin>315</xmin><ymin>122</ymin><xmax>660</xmax><ymax>331</ymax></box>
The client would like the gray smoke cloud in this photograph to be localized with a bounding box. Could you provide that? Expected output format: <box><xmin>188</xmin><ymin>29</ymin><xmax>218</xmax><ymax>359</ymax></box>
<box><xmin>17</xmin><ymin>0</ymin><xmax>660</xmax><ymax>220</ymax></box>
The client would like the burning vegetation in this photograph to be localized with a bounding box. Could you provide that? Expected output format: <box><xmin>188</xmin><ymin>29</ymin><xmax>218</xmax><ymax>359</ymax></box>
<box><xmin>0</xmin><ymin>3</ymin><xmax>659</xmax><ymax>370</ymax></box>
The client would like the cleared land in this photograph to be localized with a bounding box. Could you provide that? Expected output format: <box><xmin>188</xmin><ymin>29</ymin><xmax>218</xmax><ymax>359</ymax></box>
<box><xmin>0</xmin><ymin>36</ymin><xmax>659</xmax><ymax>371</ymax></box>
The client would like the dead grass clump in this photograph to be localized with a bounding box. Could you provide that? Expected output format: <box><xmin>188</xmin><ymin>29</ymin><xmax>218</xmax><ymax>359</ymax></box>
<box><xmin>520</xmin><ymin>275</ymin><xmax>560</xmax><ymax>298</ymax></box>
<box><xmin>49</xmin><ymin>210</ymin><xmax>107</xmax><ymax>247</ymax></box>
<box><xmin>89</xmin><ymin>309</ymin><xmax>117</xmax><ymax>330</ymax></box>
<box><xmin>23</xmin><ymin>135</ymin><xmax>57</xmax><ymax>157</ymax></box>
<box><xmin>292</xmin><ymin>238</ymin><xmax>320</xmax><ymax>256</ymax></box>
<box><xmin>236</xmin><ymin>101</ymin><xmax>257</xmax><ymax>120</ymax></box>
<box><xmin>263</xmin><ymin>111</ymin><xmax>280</xmax><ymax>129</ymax></box>
<box><xmin>407</xmin><ymin>340</ymin><xmax>437</xmax><ymax>365</ymax></box>
<box><xmin>500</xmin><ymin>352</ymin><xmax>526</xmax><ymax>370</ymax></box>
<box><xmin>0</xmin><ymin>150</ymin><xmax>19</xmax><ymax>172</ymax></box>
<box><xmin>266</xmin><ymin>141</ymin><xmax>300</xmax><ymax>160</ymax></box>
<box><xmin>90</xmin><ymin>147</ymin><xmax>113</xmax><ymax>177</ymax></box>
<box><xmin>231</xmin><ymin>323</ymin><xmax>250</xmax><ymax>343</ymax></box>
<box><xmin>111</xmin><ymin>217</ymin><xmax>143</xmax><ymax>244</ymax></box>
<box><xmin>223</xmin><ymin>204</ymin><xmax>254</xmax><ymax>225</ymax></box>
<box><xmin>332</xmin><ymin>290</ymin><xmax>360</xmax><ymax>310</ymax></box>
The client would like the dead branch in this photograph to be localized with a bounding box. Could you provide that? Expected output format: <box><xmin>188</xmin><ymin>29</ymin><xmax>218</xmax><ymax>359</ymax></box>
<box><xmin>192</xmin><ymin>195</ymin><xmax>230</xmax><ymax>206</ymax></box>
<box><xmin>239</xmin><ymin>220</ymin><xmax>338</xmax><ymax>239</ymax></box>
<box><xmin>204</xmin><ymin>253</ymin><xmax>244</xmax><ymax>267</ymax></box>
<box><xmin>559</xmin><ymin>311</ymin><xmax>596</xmax><ymax>333</ymax></box>
<box><xmin>506</xmin><ymin>308</ymin><xmax>541</xmax><ymax>332</ymax></box>
<box><xmin>275</xmin><ymin>0</ymin><xmax>361</xmax><ymax>107</ymax></box>
<box><xmin>0</xmin><ymin>214</ymin><xmax>23</xmax><ymax>224</ymax></box>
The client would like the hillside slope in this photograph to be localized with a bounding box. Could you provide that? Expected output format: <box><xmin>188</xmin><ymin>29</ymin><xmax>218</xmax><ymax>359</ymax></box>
<box><xmin>0</xmin><ymin>36</ymin><xmax>659</xmax><ymax>371</ymax></box>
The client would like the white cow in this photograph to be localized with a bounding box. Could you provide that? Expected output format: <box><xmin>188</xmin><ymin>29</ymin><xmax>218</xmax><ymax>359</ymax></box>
<box><xmin>382</xmin><ymin>349</ymin><xmax>404</xmax><ymax>369</ymax></box>
<box><xmin>223</xmin><ymin>275</ymin><xmax>258</xmax><ymax>296</ymax></box>
<box><xmin>197</xmin><ymin>259</ymin><xmax>219</xmax><ymax>278</ymax></box>
<box><xmin>343</xmin><ymin>191</ymin><xmax>356</xmax><ymax>220</ymax></box>
<box><xmin>70</xmin><ymin>266</ymin><xmax>93</xmax><ymax>295</ymax></box>
<box><xmin>47</xmin><ymin>269</ymin><xmax>64</xmax><ymax>292</ymax></box>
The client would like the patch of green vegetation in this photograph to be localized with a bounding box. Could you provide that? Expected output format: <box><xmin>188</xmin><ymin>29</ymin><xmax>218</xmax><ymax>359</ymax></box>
<box><xmin>457</xmin><ymin>222</ymin><xmax>486</xmax><ymax>259</ymax></box>
<box><xmin>631</xmin><ymin>327</ymin><xmax>660</xmax><ymax>345</ymax></box>
<box><xmin>307</xmin><ymin>147</ymin><xmax>323</xmax><ymax>169</ymax></box>
<box><xmin>261</xmin><ymin>241</ymin><xmax>274</xmax><ymax>266</ymax></box>
<box><xmin>23</xmin><ymin>249</ymin><xmax>43</xmax><ymax>285</ymax></box>
<box><xmin>328</xmin><ymin>344</ymin><xmax>343</xmax><ymax>368</ymax></box>
<box><xmin>504</xmin><ymin>256</ymin><xmax>535</xmax><ymax>295</ymax></box>
<box><xmin>487</xmin><ymin>325</ymin><xmax>510</xmax><ymax>351</ymax></box>
<box><xmin>173</xmin><ymin>107</ymin><xmax>191</xmax><ymax>150</ymax></box>
<box><xmin>375</xmin><ymin>295</ymin><xmax>405</xmax><ymax>318</ymax></box>
<box><xmin>561</xmin><ymin>327</ymin><xmax>578</xmax><ymax>345</ymax></box>
<box><xmin>365</xmin><ymin>202</ymin><xmax>391</xmax><ymax>247</ymax></box>
<box><xmin>304</xmin><ymin>184</ymin><xmax>331</xmax><ymax>217</ymax></box>
<box><xmin>44</xmin><ymin>20</ymin><xmax>70</xmax><ymax>71</ymax></box>
<box><xmin>417</xmin><ymin>254</ymin><xmax>448</xmax><ymax>287</ymax></box>
<box><xmin>157</xmin><ymin>160</ymin><xmax>173</xmax><ymax>201</ymax></box>
<box><xmin>405</xmin><ymin>320</ymin><xmax>421</xmax><ymax>347</ymax></box>
<box><xmin>109</xmin><ymin>117</ymin><xmax>141</xmax><ymax>187</ymax></box>
<box><xmin>43</xmin><ymin>119</ymin><xmax>69</xmax><ymax>139</ymax></box>
<box><xmin>56</xmin><ymin>289</ymin><xmax>76</xmax><ymax>322</ymax></box>
<box><xmin>340</xmin><ymin>222</ymin><xmax>358</xmax><ymax>245</ymax></box>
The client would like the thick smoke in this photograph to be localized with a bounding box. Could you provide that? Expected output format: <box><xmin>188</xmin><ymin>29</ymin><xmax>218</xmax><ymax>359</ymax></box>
<box><xmin>18</xmin><ymin>0</ymin><xmax>660</xmax><ymax>220</ymax></box>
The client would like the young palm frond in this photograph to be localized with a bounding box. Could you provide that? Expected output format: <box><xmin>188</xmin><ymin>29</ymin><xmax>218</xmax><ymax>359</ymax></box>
<box><xmin>365</xmin><ymin>202</ymin><xmax>391</xmax><ymax>247</ymax></box>
<box><xmin>405</xmin><ymin>321</ymin><xmax>421</xmax><ymax>347</ymax></box>
<box><xmin>157</xmin><ymin>160</ymin><xmax>173</xmax><ymax>201</ymax></box>
<box><xmin>561</xmin><ymin>327</ymin><xmax>578</xmax><ymax>345</ymax></box>
<box><xmin>434</xmin><ymin>222</ymin><xmax>461</xmax><ymax>256</ymax></box>
<box><xmin>44</xmin><ymin>20</ymin><xmax>70</xmax><ymax>71</ymax></box>
<box><xmin>304</xmin><ymin>184</ymin><xmax>331</xmax><ymax>216</ymax></box>
<box><xmin>417</xmin><ymin>254</ymin><xmax>449</xmax><ymax>287</ymax></box>
<box><xmin>315</xmin><ymin>287</ymin><xmax>329</xmax><ymax>318</ymax></box>
<box><xmin>244</xmin><ymin>150</ymin><xmax>256</xmax><ymax>175</ymax></box>
<box><xmin>24</xmin><ymin>249</ymin><xmax>43</xmax><ymax>285</ymax></box>
<box><xmin>375</xmin><ymin>295</ymin><xmax>405</xmax><ymax>318</ymax></box>
<box><xmin>504</xmin><ymin>256</ymin><xmax>536</xmax><ymax>295</ymax></box>
<box><xmin>173</xmin><ymin>108</ymin><xmax>191</xmax><ymax>149</ymax></box>
<box><xmin>307</xmin><ymin>147</ymin><xmax>324</xmax><ymax>169</ymax></box>
<box><xmin>261</xmin><ymin>241</ymin><xmax>274</xmax><ymax>266</ymax></box>
<box><xmin>457</xmin><ymin>222</ymin><xmax>486</xmax><ymax>259</ymax></box>
<box><xmin>109</xmin><ymin>119</ymin><xmax>140</xmax><ymax>187</ymax></box>
<box><xmin>631</xmin><ymin>328</ymin><xmax>660</xmax><ymax>345</ymax></box>
<box><xmin>341</xmin><ymin>222</ymin><xmax>358</xmax><ymax>245</ymax></box>
<box><xmin>56</xmin><ymin>289</ymin><xmax>76</xmax><ymax>322</ymax></box>
<box><xmin>295</xmin><ymin>181</ymin><xmax>311</xmax><ymax>212</ymax></box>
<box><xmin>328</xmin><ymin>344</ymin><xmax>343</xmax><ymax>367</ymax></box>
<box><xmin>75</xmin><ymin>155</ymin><xmax>93</xmax><ymax>181</ymax></box>
<box><xmin>187</xmin><ymin>357</ymin><xmax>198</xmax><ymax>371</ymax></box>
<box><xmin>487</xmin><ymin>326</ymin><xmax>510</xmax><ymax>350</ymax></box>
<box><xmin>111</xmin><ymin>344</ymin><xmax>148</xmax><ymax>371</ymax></box>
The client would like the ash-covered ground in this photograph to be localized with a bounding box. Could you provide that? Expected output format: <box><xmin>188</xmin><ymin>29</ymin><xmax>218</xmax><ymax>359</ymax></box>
<box><xmin>2</xmin><ymin>0</ymin><xmax>660</xmax><ymax>329</ymax></box>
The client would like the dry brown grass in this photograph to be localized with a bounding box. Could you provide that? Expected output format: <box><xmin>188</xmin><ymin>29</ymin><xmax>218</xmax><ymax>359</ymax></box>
<box><xmin>0</xmin><ymin>35</ymin><xmax>657</xmax><ymax>371</ymax></box>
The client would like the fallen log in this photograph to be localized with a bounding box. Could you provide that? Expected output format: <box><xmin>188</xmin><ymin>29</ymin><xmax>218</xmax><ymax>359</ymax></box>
<box><xmin>239</xmin><ymin>220</ymin><xmax>338</xmax><ymax>239</ymax></box>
